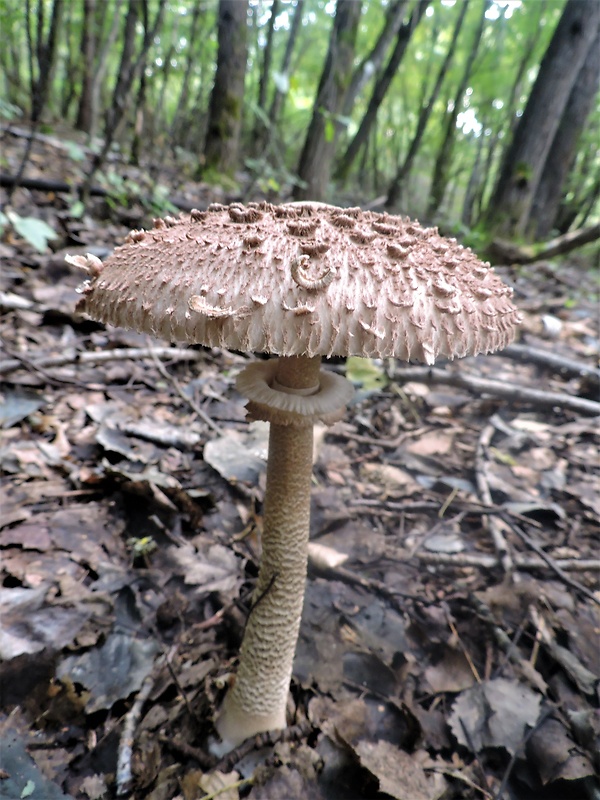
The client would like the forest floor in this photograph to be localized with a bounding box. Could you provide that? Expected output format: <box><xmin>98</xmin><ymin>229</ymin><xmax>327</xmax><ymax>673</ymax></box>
<box><xmin>1</xmin><ymin>124</ymin><xmax>599</xmax><ymax>800</ymax></box>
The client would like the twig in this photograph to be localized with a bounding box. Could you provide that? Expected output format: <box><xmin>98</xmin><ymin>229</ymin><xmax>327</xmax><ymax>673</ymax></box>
<box><xmin>494</xmin><ymin>705</ymin><xmax>555</xmax><ymax>800</ymax></box>
<box><xmin>308</xmin><ymin>555</ymin><xmax>424</xmax><ymax>611</ymax></box>
<box><xmin>148</xmin><ymin>346</ymin><xmax>222</xmax><ymax>434</ymax></box>
<box><xmin>469</xmin><ymin>594</ymin><xmax>548</xmax><ymax>695</ymax></box>
<box><xmin>116</xmin><ymin>651</ymin><xmax>169</xmax><ymax>796</ymax></box>
<box><xmin>409</xmin><ymin>551</ymin><xmax>600</xmax><ymax>573</ymax></box>
<box><xmin>475</xmin><ymin>420</ymin><xmax>514</xmax><ymax>575</ymax></box>
<box><xmin>159</xmin><ymin>734</ymin><xmax>215</xmax><ymax>771</ymax></box>
<box><xmin>215</xmin><ymin>719</ymin><xmax>313</xmax><ymax>773</ymax></box>
<box><xmin>390</xmin><ymin>366</ymin><xmax>600</xmax><ymax>416</ymax></box>
<box><xmin>0</xmin><ymin>344</ymin><xmax>207</xmax><ymax>376</ymax></box>
<box><xmin>529</xmin><ymin>606</ymin><xmax>598</xmax><ymax>695</ymax></box>
<box><xmin>499</xmin><ymin>513</ymin><xmax>599</xmax><ymax>606</ymax></box>
<box><xmin>500</xmin><ymin>344</ymin><xmax>600</xmax><ymax>383</ymax></box>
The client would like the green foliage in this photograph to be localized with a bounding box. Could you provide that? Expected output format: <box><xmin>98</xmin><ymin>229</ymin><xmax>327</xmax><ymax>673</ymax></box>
<box><xmin>2</xmin><ymin>0</ymin><xmax>592</xmax><ymax>240</ymax></box>
<box><xmin>0</xmin><ymin>210</ymin><xmax>58</xmax><ymax>253</ymax></box>
<box><xmin>346</xmin><ymin>357</ymin><xmax>389</xmax><ymax>391</ymax></box>
<box><xmin>0</xmin><ymin>99</ymin><xmax>22</xmax><ymax>120</ymax></box>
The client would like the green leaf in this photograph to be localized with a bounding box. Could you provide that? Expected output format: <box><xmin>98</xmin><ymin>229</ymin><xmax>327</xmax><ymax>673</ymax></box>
<box><xmin>324</xmin><ymin>118</ymin><xmax>335</xmax><ymax>143</ymax></box>
<box><xmin>346</xmin><ymin>357</ymin><xmax>388</xmax><ymax>391</ymax></box>
<box><xmin>69</xmin><ymin>200</ymin><xmax>86</xmax><ymax>219</ymax></box>
<box><xmin>66</xmin><ymin>141</ymin><xmax>86</xmax><ymax>162</ymax></box>
<box><xmin>21</xmin><ymin>780</ymin><xmax>36</xmax><ymax>798</ymax></box>
<box><xmin>6</xmin><ymin>210</ymin><xmax>58</xmax><ymax>253</ymax></box>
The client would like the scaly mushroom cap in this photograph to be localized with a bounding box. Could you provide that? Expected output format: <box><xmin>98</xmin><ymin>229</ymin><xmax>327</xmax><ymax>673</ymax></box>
<box><xmin>72</xmin><ymin>202</ymin><xmax>521</xmax><ymax>364</ymax></box>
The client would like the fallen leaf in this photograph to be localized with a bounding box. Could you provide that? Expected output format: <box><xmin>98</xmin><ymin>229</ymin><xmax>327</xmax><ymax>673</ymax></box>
<box><xmin>449</xmin><ymin>678</ymin><xmax>542</xmax><ymax>755</ymax></box>
<box><xmin>354</xmin><ymin>741</ymin><xmax>446</xmax><ymax>800</ymax></box>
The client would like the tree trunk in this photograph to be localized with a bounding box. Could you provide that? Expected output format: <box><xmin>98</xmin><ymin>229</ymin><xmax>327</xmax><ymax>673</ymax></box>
<box><xmin>335</xmin><ymin>0</ymin><xmax>430</xmax><ymax>184</ymax></box>
<box><xmin>76</xmin><ymin>0</ymin><xmax>97</xmax><ymax>132</ymax></box>
<box><xmin>341</xmin><ymin>0</ymin><xmax>409</xmax><ymax>119</ymax></box>
<box><xmin>251</xmin><ymin>0</ymin><xmax>280</xmax><ymax>154</ymax></box>
<box><xmin>461</xmin><ymin>115</ymin><xmax>486</xmax><ymax>226</ymax></box>
<box><xmin>485</xmin><ymin>0</ymin><xmax>600</xmax><ymax>238</ymax></box>
<box><xmin>169</xmin><ymin>3</ymin><xmax>205</xmax><ymax>147</ymax></box>
<box><xmin>385</xmin><ymin>0</ymin><xmax>469</xmax><ymax>210</ymax></box>
<box><xmin>266</xmin><ymin>0</ymin><xmax>304</xmax><ymax>134</ymax></box>
<box><xmin>293</xmin><ymin>0</ymin><xmax>362</xmax><ymax>201</ymax></box>
<box><xmin>528</xmin><ymin>28</ymin><xmax>600</xmax><ymax>239</ymax></box>
<box><xmin>26</xmin><ymin>0</ymin><xmax>64</xmax><ymax>123</ymax></box>
<box><xmin>427</xmin><ymin>0</ymin><xmax>487</xmax><ymax>218</ymax></box>
<box><xmin>203</xmin><ymin>0</ymin><xmax>249</xmax><ymax>176</ymax></box>
<box><xmin>86</xmin><ymin>0</ymin><xmax>165</xmax><ymax>186</ymax></box>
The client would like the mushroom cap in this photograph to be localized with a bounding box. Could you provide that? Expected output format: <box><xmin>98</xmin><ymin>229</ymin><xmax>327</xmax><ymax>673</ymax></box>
<box><xmin>73</xmin><ymin>202</ymin><xmax>521</xmax><ymax>364</ymax></box>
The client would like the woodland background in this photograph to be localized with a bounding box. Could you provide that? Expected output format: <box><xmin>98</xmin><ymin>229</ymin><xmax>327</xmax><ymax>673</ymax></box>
<box><xmin>0</xmin><ymin>2</ymin><xmax>599</xmax><ymax>800</ymax></box>
<box><xmin>1</xmin><ymin>0</ymin><xmax>599</xmax><ymax>245</ymax></box>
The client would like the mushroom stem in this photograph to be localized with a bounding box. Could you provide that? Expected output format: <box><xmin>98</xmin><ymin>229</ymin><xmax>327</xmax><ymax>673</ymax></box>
<box><xmin>215</xmin><ymin>355</ymin><xmax>321</xmax><ymax>749</ymax></box>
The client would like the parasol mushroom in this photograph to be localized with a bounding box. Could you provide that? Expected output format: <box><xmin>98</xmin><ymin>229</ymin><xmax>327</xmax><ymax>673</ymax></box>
<box><xmin>68</xmin><ymin>201</ymin><xmax>521</xmax><ymax>751</ymax></box>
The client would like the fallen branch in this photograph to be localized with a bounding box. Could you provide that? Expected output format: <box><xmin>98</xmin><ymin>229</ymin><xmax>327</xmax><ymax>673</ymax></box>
<box><xmin>408</xmin><ymin>551</ymin><xmax>600</xmax><ymax>573</ymax></box>
<box><xmin>475</xmin><ymin>420</ymin><xmax>514</xmax><ymax>575</ymax></box>
<box><xmin>391</xmin><ymin>366</ymin><xmax>600</xmax><ymax>416</ymax></box>
<box><xmin>499</xmin><ymin>512</ymin><xmax>599</xmax><ymax>606</ymax></box>
<box><xmin>488</xmin><ymin>222</ymin><xmax>600</xmax><ymax>265</ymax></box>
<box><xmin>500</xmin><ymin>344</ymin><xmax>600</xmax><ymax>383</ymax></box>
<box><xmin>116</xmin><ymin>651</ymin><xmax>168</xmax><ymax>796</ymax></box>
<box><xmin>0</xmin><ymin>171</ymin><xmax>201</xmax><ymax>213</ymax></box>
<box><xmin>0</xmin><ymin>345</ymin><xmax>207</xmax><ymax>376</ymax></box>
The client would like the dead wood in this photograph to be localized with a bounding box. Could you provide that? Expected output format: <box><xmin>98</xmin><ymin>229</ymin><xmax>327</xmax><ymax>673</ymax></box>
<box><xmin>488</xmin><ymin>222</ymin><xmax>600</xmax><ymax>265</ymax></box>
<box><xmin>501</xmin><ymin>343</ymin><xmax>600</xmax><ymax>383</ymax></box>
<box><xmin>390</xmin><ymin>365</ymin><xmax>600</xmax><ymax>416</ymax></box>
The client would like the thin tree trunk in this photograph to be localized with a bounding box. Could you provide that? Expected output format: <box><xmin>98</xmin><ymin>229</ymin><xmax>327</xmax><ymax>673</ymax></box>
<box><xmin>266</xmin><ymin>0</ymin><xmax>304</xmax><ymax>134</ymax></box>
<box><xmin>203</xmin><ymin>0</ymin><xmax>249</xmax><ymax>176</ymax></box>
<box><xmin>461</xmin><ymin>117</ymin><xmax>486</xmax><ymax>226</ymax></box>
<box><xmin>88</xmin><ymin>2</ymin><xmax>122</xmax><ymax>140</ymax></box>
<box><xmin>528</xmin><ymin>28</ymin><xmax>600</xmax><ymax>239</ymax></box>
<box><xmin>86</xmin><ymin>0</ymin><xmax>166</xmax><ymax>187</ymax></box>
<box><xmin>485</xmin><ymin>0</ymin><xmax>600</xmax><ymax>238</ymax></box>
<box><xmin>293</xmin><ymin>0</ymin><xmax>362</xmax><ymax>201</ymax></box>
<box><xmin>76</xmin><ymin>0</ymin><xmax>96</xmax><ymax>132</ymax></box>
<box><xmin>9</xmin><ymin>0</ymin><xmax>64</xmax><ymax>201</ymax></box>
<box><xmin>251</xmin><ymin>0</ymin><xmax>280</xmax><ymax>154</ymax></box>
<box><xmin>341</xmin><ymin>0</ymin><xmax>408</xmax><ymax>119</ymax></box>
<box><xmin>169</xmin><ymin>3</ymin><xmax>205</xmax><ymax>147</ymax></box>
<box><xmin>335</xmin><ymin>0</ymin><xmax>430</xmax><ymax>184</ymax></box>
<box><xmin>427</xmin><ymin>0</ymin><xmax>487</xmax><ymax>218</ymax></box>
<box><xmin>385</xmin><ymin>0</ymin><xmax>469</xmax><ymax>210</ymax></box>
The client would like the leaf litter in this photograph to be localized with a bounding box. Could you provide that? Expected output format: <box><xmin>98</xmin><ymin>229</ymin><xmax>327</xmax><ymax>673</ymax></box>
<box><xmin>1</xmin><ymin>134</ymin><xmax>599</xmax><ymax>799</ymax></box>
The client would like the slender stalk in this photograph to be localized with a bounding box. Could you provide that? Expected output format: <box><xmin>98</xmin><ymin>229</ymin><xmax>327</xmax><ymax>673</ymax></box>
<box><xmin>216</xmin><ymin>356</ymin><xmax>321</xmax><ymax>747</ymax></box>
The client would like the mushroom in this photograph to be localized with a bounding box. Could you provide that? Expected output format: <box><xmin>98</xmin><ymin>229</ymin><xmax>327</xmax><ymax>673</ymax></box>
<box><xmin>69</xmin><ymin>201</ymin><xmax>521</xmax><ymax>750</ymax></box>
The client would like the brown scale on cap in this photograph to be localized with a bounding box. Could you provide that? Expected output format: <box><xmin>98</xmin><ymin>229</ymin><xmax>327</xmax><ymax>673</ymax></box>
<box><xmin>72</xmin><ymin>201</ymin><xmax>521</xmax><ymax>366</ymax></box>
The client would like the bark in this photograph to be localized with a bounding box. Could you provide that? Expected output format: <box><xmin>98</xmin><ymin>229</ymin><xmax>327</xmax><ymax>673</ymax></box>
<box><xmin>293</xmin><ymin>0</ymin><xmax>362</xmax><ymax>201</ymax></box>
<box><xmin>427</xmin><ymin>0</ymin><xmax>487</xmax><ymax>217</ymax></box>
<box><xmin>335</xmin><ymin>0</ymin><xmax>431</xmax><ymax>183</ymax></box>
<box><xmin>486</xmin><ymin>0</ymin><xmax>600</xmax><ymax>238</ymax></box>
<box><xmin>203</xmin><ymin>0</ymin><xmax>249</xmax><ymax>176</ymax></box>
<box><xmin>385</xmin><ymin>0</ymin><xmax>469</xmax><ymax>210</ymax></box>
<box><xmin>528</xmin><ymin>28</ymin><xmax>600</xmax><ymax>239</ymax></box>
